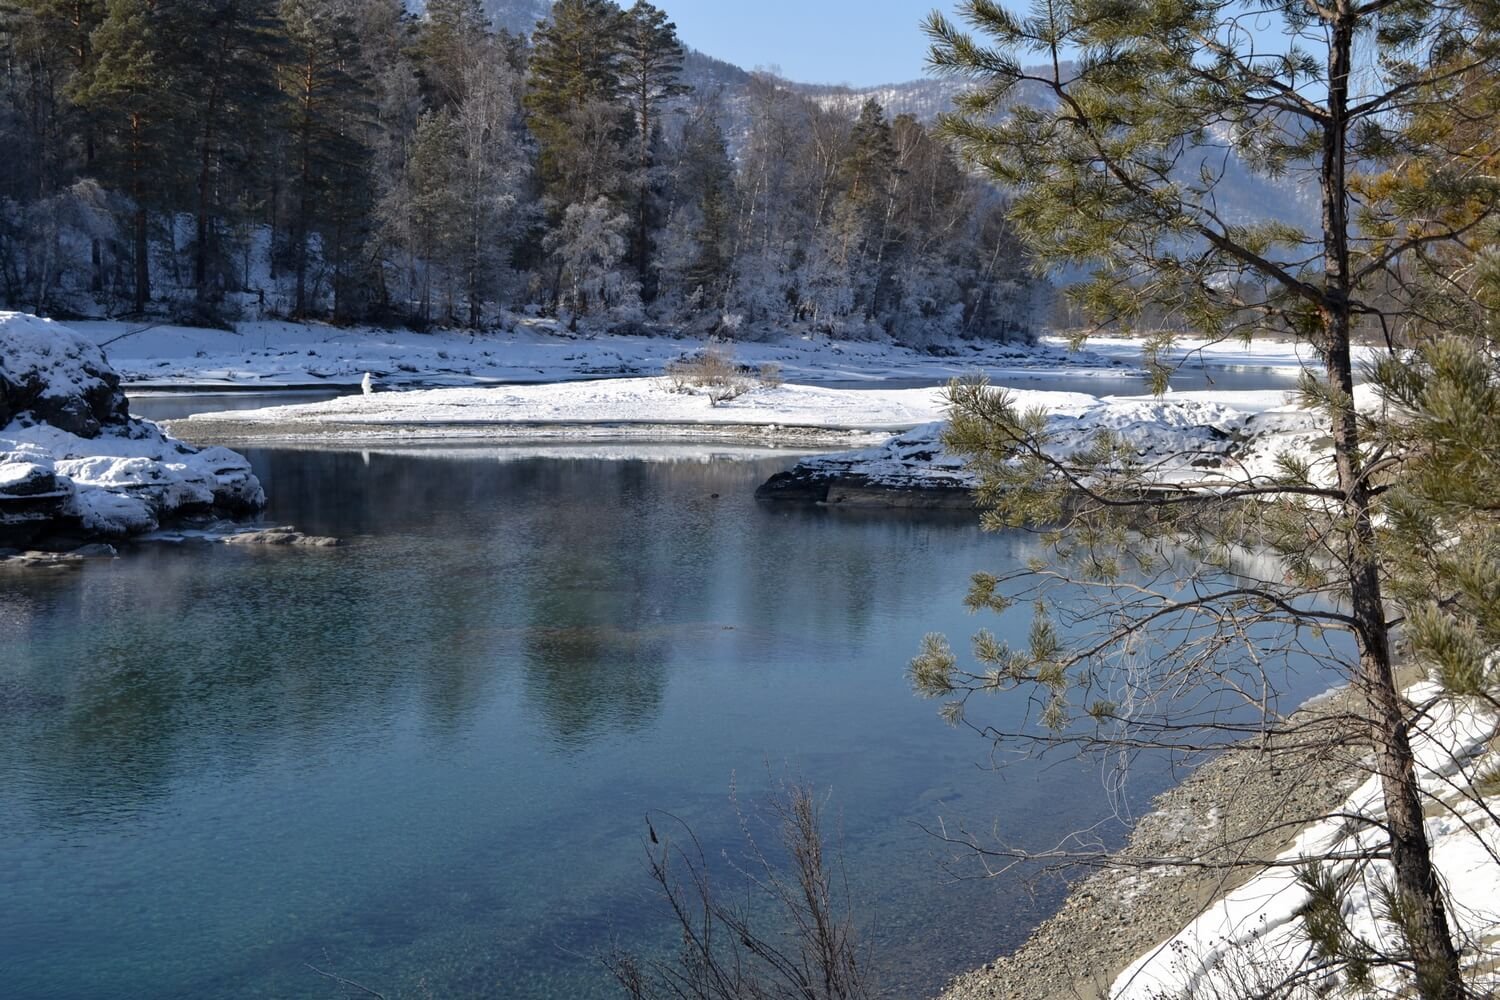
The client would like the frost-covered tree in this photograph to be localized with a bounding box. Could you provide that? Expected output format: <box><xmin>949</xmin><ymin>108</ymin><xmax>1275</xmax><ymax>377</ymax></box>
<box><xmin>618</xmin><ymin>0</ymin><xmax>688</xmax><ymax>290</ymax></box>
<box><xmin>654</xmin><ymin>104</ymin><xmax>734</xmax><ymax>325</ymax></box>
<box><xmin>381</xmin><ymin>29</ymin><xmax>532</xmax><ymax>328</ymax></box>
<box><xmin>544</xmin><ymin>196</ymin><xmax>639</xmax><ymax>329</ymax></box>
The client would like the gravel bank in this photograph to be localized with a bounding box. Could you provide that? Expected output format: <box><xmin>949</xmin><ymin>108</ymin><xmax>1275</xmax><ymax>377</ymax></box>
<box><xmin>165</xmin><ymin>416</ymin><xmax>888</xmax><ymax>450</ymax></box>
<box><xmin>937</xmin><ymin>689</ymin><xmax>1374</xmax><ymax>1000</ymax></box>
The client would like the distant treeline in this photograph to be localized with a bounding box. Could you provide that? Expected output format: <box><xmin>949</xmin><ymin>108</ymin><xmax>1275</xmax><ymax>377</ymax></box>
<box><xmin>0</xmin><ymin>0</ymin><xmax>1044</xmax><ymax>342</ymax></box>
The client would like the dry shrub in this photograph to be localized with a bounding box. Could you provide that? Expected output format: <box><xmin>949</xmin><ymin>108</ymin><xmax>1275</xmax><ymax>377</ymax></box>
<box><xmin>664</xmin><ymin>346</ymin><xmax>751</xmax><ymax>405</ymax></box>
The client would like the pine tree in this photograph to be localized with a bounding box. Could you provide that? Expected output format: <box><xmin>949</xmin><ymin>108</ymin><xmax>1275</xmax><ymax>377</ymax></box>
<box><xmin>414</xmin><ymin>0</ymin><xmax>489</xmax><ymax>108</ymax></box>
<box><xmin>524</xmin><ymin>0</ymin><xmax>631</xmax><ymax>212</ymax></box>
<box><xmin>0</xmin><ymin>0</ymin><xmax>109</xmax><ymax>305</ymax></box>
<box><xmin>171</xmin><ymin>0</ymin><xmax>284</xmax><ymax>310</ymax></box>
<box><xmin>278</xmin><ymin>0</ymin><xmax>374</xmax><ymax>320</ymax></box>
<box><xmin>834</xmin><ymin>99</ymin><xmax>898</xmax><ymax>321</ymax></box>
<box><xmin>73</xmin><ymin>0</ymin><xmax>178</xmax><ymax>314</ymax></box>
<box><xmin>678</xmin><ymin>111</ymin><xmax>733</xmax><ymax>311</ymax></box>
<box><xmin>618</xmin><ymin>0</ymin><xmax>688</xmax><ymax>293</ymax></box>
<box><xmin>916</xmin><ymin>2</ymin><xmax>1500</xmax><ymax>996</ymax></box>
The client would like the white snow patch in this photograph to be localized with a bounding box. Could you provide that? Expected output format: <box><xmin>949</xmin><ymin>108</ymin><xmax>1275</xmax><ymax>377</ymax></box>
<box><xmin>2</xmin><ymin>313</ymin><xmax>266</xmax><ymax>538</ymax></box>
<box><xmin>1111</xmin><ymin>682</ymin><xmax>1500</xmax><ymax>1000</ymax></box>
<box><xmin>69</xmin><ymin>317</ymin><xmax>1136</xmax><ymax>389</ymax></box>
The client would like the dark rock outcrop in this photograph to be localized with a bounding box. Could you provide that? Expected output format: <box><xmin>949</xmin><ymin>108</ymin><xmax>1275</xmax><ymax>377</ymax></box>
<box><xmin>755</xmin><ymin>469</ymin><xmax>975</xmax><ymax>509</ymax></box>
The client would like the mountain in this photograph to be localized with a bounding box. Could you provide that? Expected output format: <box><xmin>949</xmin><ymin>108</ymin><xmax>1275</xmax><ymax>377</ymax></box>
<box><xmin>479</xmin><ymin>0</ymin><xmax>552</xmax><ymax>34</ymax></box>
<box><xmin>405</xmin><ymin>0</ymin><xmax>551</xmax><ymax>35</ymax></box>
<box><xmin>421</xmin><ymin>0</ymin><xmax>1317</xmax><ymax>230</ymax></box>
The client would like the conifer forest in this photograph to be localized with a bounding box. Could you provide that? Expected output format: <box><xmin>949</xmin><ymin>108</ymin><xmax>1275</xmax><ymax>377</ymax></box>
<box><xmin>0</xmin><ymin>0</ymin><xmax>1042</xmax><ymax>342</ymax></box>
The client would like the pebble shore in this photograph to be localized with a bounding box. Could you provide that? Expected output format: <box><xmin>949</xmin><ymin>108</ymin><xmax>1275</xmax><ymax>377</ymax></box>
<box><xmin>936</xmin><ymin>689</ymin><xmax>1373</xmax><ymax>1000</ymax></box>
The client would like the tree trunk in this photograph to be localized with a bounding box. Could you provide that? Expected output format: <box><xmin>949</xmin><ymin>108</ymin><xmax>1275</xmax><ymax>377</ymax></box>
<box><xmin>129</xmin><ymin>112</ymin><xmax>149</xmax><ymax>316</ymax></box>
<box><xmin>1321</xmin><ymin>11</ymin><xmax>1465</xmax><ymax>997</ymax></box>
<box><xmin>293</xmin><ymin>58</ymin><xmax>315</xmax><ymax>318</ymax></box>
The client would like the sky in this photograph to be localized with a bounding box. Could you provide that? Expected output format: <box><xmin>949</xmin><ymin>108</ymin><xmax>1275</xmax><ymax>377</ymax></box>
<box><xmin>660</xmin><ymin>1</ymin><xmax>965</xmax><ymax>87</ymax></box>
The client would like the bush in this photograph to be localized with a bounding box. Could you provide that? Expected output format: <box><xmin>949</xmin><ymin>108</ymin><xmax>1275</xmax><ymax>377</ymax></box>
<box><xmin>664</xmin><ymin>345</ymin><xmax>750</xmax><ymax>405</ymax></box>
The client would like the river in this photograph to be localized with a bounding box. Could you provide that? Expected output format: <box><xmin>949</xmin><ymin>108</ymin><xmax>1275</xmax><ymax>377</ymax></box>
<box><xmin>2</xmin><ymin>367</ymin><xmax>1327</xmax><ymax>999</ymax></box>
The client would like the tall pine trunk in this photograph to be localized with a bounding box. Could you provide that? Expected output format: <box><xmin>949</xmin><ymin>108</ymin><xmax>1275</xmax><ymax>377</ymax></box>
<box><xmin>292</xmin><ymin>58</ymin><xmax>314</xmax><ymax>319</ymax></box>
<box><xmin>129</xmin><ymin>111</ymin><xmax>148</xmax><ymax>315</ymax></box>
<box><xmin>1321</xmin><ymin>13</ymin><xmax>1464</xmax><ymax>997</ymax></box>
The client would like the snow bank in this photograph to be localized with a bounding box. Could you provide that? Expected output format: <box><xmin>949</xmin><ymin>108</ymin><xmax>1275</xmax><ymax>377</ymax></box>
<box><xmin>70</xmin><ymin>317</ymin><xmax>1136</xmax><ymax>389</ymax></box>
<box><xmin>758</xmin><ymin>387</ymin><xmax>1331</xmax><ymax>497</ymax></box>
<box><xmin>1</xmin><ymin>313</ymin><xmax>265</xmax><ymax>543</ymax></box>
<box><xmin>1051</xmin><ymin>333</ymin><xmax>1381</xmax><ymax>374</ymax></box>
<box><xmin>1111</xmin><ymin>682</ymin><xmax>1500</xmax><ymax>999</ymax></box>
<box><xmin>186</xmin><ymin>377</ymin><xmax>960</xmax><ymax>434</ymax></box>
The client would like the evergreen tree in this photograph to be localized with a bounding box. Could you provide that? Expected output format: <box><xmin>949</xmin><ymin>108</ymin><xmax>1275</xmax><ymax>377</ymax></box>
<box><xmin>0</xmin><ymin>0</ymin><xmax>108</xmax><ymax>305</ymax></box>
<box><xmin>74</xmin><ymin>0</ymin><xmax>178</xmax><ymax>313</ymax></box>
<box><xmin>654</xmin><ymin>104</ymin><xmax>733</xmax><ymax>321</ymax></box>
<box><xmin>915</xmin><ymin>1</ymin><xmax>1500</xmax><ymax>996</ymax></box>
<box><xmin>278</xmin><ymin>0</ymin><xmax>374</xmax><ymax>320</ymax></box>
<box><xmin>524</xmin><ymin>0</ymin><xmax>631</xmax><ymax>212</ymax></box>
<box><xmin>172</xmin><ymin>0</ymin><xmax>284</xmax><ymax>310</ymax></box>
<box><xmin>414</xmin><ymin>0</ymin><xmax>489</xmax><ymax>108</ymax></box>
<box><xmin>618</xmin><ymin>0</ymin><xmax>688</xmax><ymax>292</ymax></box>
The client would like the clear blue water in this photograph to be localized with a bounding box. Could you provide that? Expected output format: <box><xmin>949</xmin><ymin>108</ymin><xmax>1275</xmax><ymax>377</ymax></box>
<box><xmin>0</xmin><ymin>446</ymin><xmax>1337</xmax><ymax>999</ymax></box>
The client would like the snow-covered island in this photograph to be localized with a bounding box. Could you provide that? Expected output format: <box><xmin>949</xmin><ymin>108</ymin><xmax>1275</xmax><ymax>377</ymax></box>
<box><xmin>0</xmin><ymin>313</ymin><xmax>266</xmax><ymax>553</ymax></box>
<box><xmin>171</xmin><ymin>373</ymin><xmax>1334</xmax><ymax>509</ymax></box>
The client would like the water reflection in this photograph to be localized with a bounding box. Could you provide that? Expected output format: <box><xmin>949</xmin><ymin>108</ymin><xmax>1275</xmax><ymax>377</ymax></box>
<box><xmin>0</xmin><ymin>450</ymin><xmax>1343</xmax><ymax>1000</ymax></box>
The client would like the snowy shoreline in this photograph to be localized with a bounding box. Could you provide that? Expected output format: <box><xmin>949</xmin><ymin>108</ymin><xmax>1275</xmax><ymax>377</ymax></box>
<box><xmin>1</xmin><ymin>314</ymin><xmax>266</xmax><ymax>551</ymax></box>
<box><xmin>167</xmin><ymin>377</ymin><xmax>1337</xmax><ymax>512</ymax></box>
<box><xmin>63</xmin><ymin>316</ymin><xmax>1350</xmax><ymax>392</ymax></box>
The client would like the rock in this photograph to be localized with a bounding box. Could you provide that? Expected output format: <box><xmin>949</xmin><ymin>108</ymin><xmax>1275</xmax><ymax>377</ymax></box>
<box><xmin>0</xmin><ymin>549</ymin><xmax>85</xmax><ymax>568</ymax></box>
<box><xmin>220</xmin><ymin>526</ymin><xmax>341</xmax><ymax>548</ymax></box>
<box><xmin>2</xmin><ymin>313</ymin><xmax>268</xmax><ymax>546</ymax></box>
<box><xmin>0</xmin><ymin>314</ymin><xmax>130</xmax><ymax>438</ymax></box>
<box><xmin>72</xmin><ymin>543</ymin><xmax>117</xmax><ymax>559</ymax></box>
<box><xmin>0</xmin><ymin>460</ymin><xmax>59</xmax><ymax>497</ymax></box>
<box><xmin>756</xmin><ymin>422</ymin><xmax>978</xmax><ymax>508</ymax></box>
<box><xmin>756</xmin><ymin>469</ymin><xmax>975</xmax><ymax>509</ymax></box>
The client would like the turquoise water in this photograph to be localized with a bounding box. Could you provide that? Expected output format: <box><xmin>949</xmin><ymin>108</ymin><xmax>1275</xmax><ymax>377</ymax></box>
<box><xmin>0</xmin><ymin>449</ymin><xmax>1327</xmax><ymax>998</ymax></box>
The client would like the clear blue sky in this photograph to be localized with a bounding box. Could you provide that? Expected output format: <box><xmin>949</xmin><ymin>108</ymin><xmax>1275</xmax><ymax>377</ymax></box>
<box><xmin>661</xmin><ymin>1</ymin><xmax>964</xmax><ymax>87</ymax></box>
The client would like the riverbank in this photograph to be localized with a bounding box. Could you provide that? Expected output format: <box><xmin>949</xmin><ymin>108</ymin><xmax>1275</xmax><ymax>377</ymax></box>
<box><xmin>937</xmin><ymin>687</ymin><xmax>1375</xmax><ymax>999</ymax></box>
<box><xmin>168</xmin><ymin>378</ymin><xmax>1324</xmax><ymax>468</ymax></box>
<box><xmin>62</xmin><ymin>316</ymin><xmax>1350</xmax><ymax>391</ymax></box>
<box><xmin>937</xmin><ymin>678</ymin><xmax>1500</xmax><ymax>1000</ymax></box>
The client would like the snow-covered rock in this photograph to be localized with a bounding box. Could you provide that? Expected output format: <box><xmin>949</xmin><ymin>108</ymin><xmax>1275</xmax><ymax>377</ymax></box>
<box><xmin>1</xmin><ymin>313</ymin><xmax>265</xmax><ymax>545</ymax></box>
<box><xmin>757</xmin><ymin>388</ymin><xmax>1325</xmax><ymax>504</ymax></box>
<box><xmin>0</xmin><ymin>312</ymin><xmax>130</xmax><ymax>436</ymax></box>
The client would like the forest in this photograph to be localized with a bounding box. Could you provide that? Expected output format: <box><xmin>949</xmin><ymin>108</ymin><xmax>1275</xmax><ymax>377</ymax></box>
<box><xmin>0</xmin><ymin>0</ymin><xmax>1045</xmax><ymax>343</ymax></box>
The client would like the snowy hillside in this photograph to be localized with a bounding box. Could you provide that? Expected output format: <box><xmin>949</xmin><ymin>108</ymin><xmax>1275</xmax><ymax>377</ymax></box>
<box><xmin>406</xmin><ymin>0</ymin><xmax>553</xmax><ymax>34</ymax></box>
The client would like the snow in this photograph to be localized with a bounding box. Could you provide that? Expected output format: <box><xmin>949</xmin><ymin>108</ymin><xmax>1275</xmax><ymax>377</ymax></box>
<box><xmin>69</xmin><ymin>316</ymin><xmax>1150</xmax><ymax>389</ymax></box>
<box><xmin>187</xmin><ymin>378</ymin><xmax>962</xmax><ymax>433</ymax></box>
<box><xmin>2</xmin><ymin>420</ymin><xmax>266</xmax><ymax>537</ymax></box>
<box><xmin>1048</xmin><ymin>333</ymin><xmax>1381</xmax><ymax>375</ymax></box>
<box><xmin>749</xmin><ymin>387</ymin><xmax>1326</xmax><ymax>491</ymax></box>
<box><xmin>1111</xmin><ymin>682</ymin><xmax>1500</xmax><ymax>999</ymax></box>
<box><xmin>1</xmin><ymin>313</ymin><xmax>266</xmax><ymax>539</ymax></box>
<box><xmin>0</xmin><ymin>312</ymin><xmax>116</xmax><ymax>401</ymax></box>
